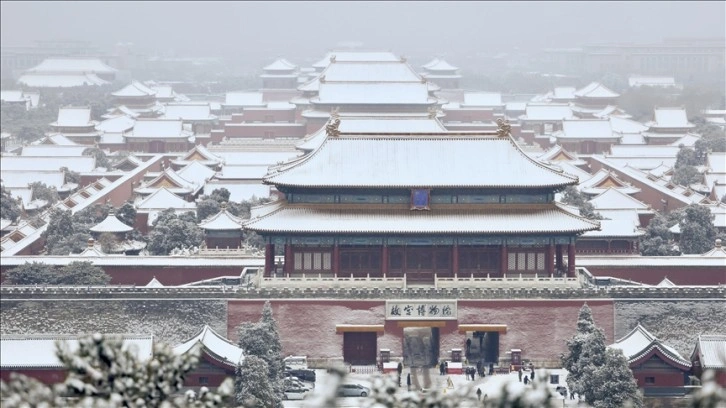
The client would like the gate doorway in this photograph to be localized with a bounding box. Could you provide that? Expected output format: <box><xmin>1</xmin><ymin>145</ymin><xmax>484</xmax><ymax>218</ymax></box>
<box><xmin>466</xmin><ymin>331</ymin><xmax>499</xmax><ymax>366</ymax></box>
<box><xmin>403</xmin><ymin>327</ymin><xmax>439</xmax><ymax>367</ymax></box>
<box><xmin>343</xmin><ymin>332</ymin><xmax>377</xmax><ymax>365</ymax></box>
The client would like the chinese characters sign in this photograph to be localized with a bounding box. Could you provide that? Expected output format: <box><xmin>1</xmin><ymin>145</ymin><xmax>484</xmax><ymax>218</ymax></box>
<box><xmin>385</xmin><ymin>300</ymin><xmax>457</xmax><ymax>320</ymax></box>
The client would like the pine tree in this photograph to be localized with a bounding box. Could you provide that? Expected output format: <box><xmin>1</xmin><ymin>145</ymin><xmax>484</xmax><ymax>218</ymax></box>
<box><xmin>680</xmin><ymin>204</ymin><xmax>717</xmax><ymax>254</ymax></box>
<box><xmin>562</xmin><ymin>304</ymin><xmax>606</xmax><ymax>397</ymax></box>
<box><xmin>587</xmin><ymin>348</ymin><xmax>643</xmax><ymax>408</ymax></box>
<box><xmin>235</xmin><ymin>356</ymin><xmax>280</xmax><ymax>408</ymax></box>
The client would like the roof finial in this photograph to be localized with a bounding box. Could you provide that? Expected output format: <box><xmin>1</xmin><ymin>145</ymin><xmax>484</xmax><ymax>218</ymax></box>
<box><xmin>716</xmin><ymin>239</ymin><xmax>722</xmax><ymax>248</ymax></box>
<box><xmin>496</xmin><ymin>118</ymin><xmax>511</xmax><ymax>138</ymax></box>
<box><xmin>326</xmin><ymin>116</ymin><xmax>341</xmax><ymax>138</ymax></box>
<box><xmin>319</xmin><ymin>75</ymin><xmax>326</xmax><ymax>83</ymax></box>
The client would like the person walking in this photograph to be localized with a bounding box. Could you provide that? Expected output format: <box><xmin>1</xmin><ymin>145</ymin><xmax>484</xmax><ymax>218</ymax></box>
<box><xmin>466</xmin><ymin>337</ymin><xmax>472</xmax><ymax>355</ymax></box>
<box><xmin>476</xmin><ymin>387</ymin><xmax>482</xmax><ymax>401</ymax></box>
<box><xmin>530</xmin><ymin>369</ymin><xmax>535</xmax><ymax>381</ymax></box>
<box><xmin>406</xmin><ymin>372</ymin><xmax>411</xmax><ymax>391</ymax></box>
<box><xmin>518</xmin><ymin>367</ymin><xmax>522</xmax><ymax>382</ymax></box>
<box><xmin>523</xmin><ymin>376</ymin><xmax>529</xmax><ymax>385</ymax></box>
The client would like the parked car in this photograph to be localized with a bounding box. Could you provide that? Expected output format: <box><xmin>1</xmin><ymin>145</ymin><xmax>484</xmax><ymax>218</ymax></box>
<box><xmin>284</xmin><ymin>377</ymin><xmax>311</xmax><ymax>391</ymax></box>
<box><xmin>283</xmin><ymin>386</ymin><xmax>309</xmax><ymax>400</ymax></box>
<box><xmin>283</xmin><ymin>355</ymin><xmax>308</xmax><ymax>369</ymax></box>
<box><xmin>285</xmin><ymin>368</ymin><xmax>316</xmax><ymax>383</ymax></box>
<box><xmin>337</xmin><ymin>383</ymin><xmax>370</xmax><ymax>397</ymax></box>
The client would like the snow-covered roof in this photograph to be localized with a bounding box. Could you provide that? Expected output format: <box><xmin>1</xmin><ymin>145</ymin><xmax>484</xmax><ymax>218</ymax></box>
<box><xmin>149</xmin><ymin>85</ymin><xmax>176</xmax><ymax>99</ymax></box>
<box><xmin>177</xmin><ymin>161</ymin><xmax>216</xmax><ymax>186</ymax></box>
<box><xmin>610</xmin><ymin>144</ymin><xmax>680</xmax><ymax>158</ymax></box>
<box><xmin>706</xmin><ymin>152</ymin><xmax>726</xmax><ymax>174</ymax></box>
<box><xmin>297</xmin><ymin>116</ymin><xmax>446</xmax><ymax>152</ymax></box>
<box><xmin>210</xmin><ymin>150</ymin><xmax>301</xmax><ymax>166</ymax></box>
<box><xmin>245</xmin><ymin>204</ymin><xmax>599</xmax><ymax>235</ymax></box>
<box><xmin>18</xmin><ymin>73</ymin><xmax>109</xmax><ymax>88</ymax></box>
<box><xmin>313</xmin><ymin>51</ymin><xmax>400</xmax><ymax>69</ymax></box>
<box><xmin>311</xmin><ymin>61</ymin><xmax>423</xmax><ymax>84</ymax></box>
<box><xmin>162</xmin><ymin>103</ymin><xmax>216</xmax><ymax>121</ymax></box>
<box><xmin>1</xmin><ymin>156</ymin><xmax>96</xmax><ymax>172</ymax></box>
<box><xmin>647</xmin><ymin>107</ymin><xmax>695</xmax><ymax>129</ymax></box>
<box><xmin>125</xmin><ymin>119</ymin><xmax>191</xmax><ymax>139</ymax></box>
<box><xmin>314</xmin><ymin>82</ymin><xmax>433</xmax><ymax>105</ymax></box>
<box><xmin>554</xmin><ymin>119</ymin><xmax>615</xmax><ymax>140</ymax></box>
<box><xmin>1</xmin><ymin>171</ymin><xmax>65</xmax><ymax>189</ymax></box>
<box><xmin>701</xmin><ymin>239</ymin><xmax>726</xmax><ymax>257</ymax></box>
<box><xmin>173</xmin><ymin>325</ymin><xmax>244</xmax><ymax>367</ymax></box>
<box><xmin>691</xmin><ymin>334</ymin><xmax>726</xmax><ymax>369</ymax></box>
<box><xmin>112</xmin><ymin>81</ymin><xmax>156</xmax><ymax>98</ymax></box>
<box><xmin>423</xmin><ymin>59</ymin><xmax>459</xmax><ymax>71</ymax></box>
<box><xmin>21</xmin><ymin>145</ymin><xmax>88</xmax><ymax>157</ymax></box>
<box><xmin>628</xmin><ymin>76</ymin><xmax>677</xmax><ymax>88</ymax></box>
<box><xmin>96</xmin><ymin>115</ymin><xmax>135</xmax><ymax>133</ymax></box>
<box><xmin>263</xmin><ymin>58</ymin><xmax>297</xmax><ymax>71</ymax></box>
<box><xmin>266</xmin><ymin>134</ymin><xmax>579</xmax><ymax>189</ymax></box>
<box><xmin>135</xmin><ymin>167</ymin><xmax>199</xmax><ymax>195</ymax></box>
<box><xmin>619</xmin><ymin>133</ymin><xmax>646</xmax><ymax>145</ymax></box>
<box><xmin>521</xmin><ymin>103</ymin><xmax>574</xmax><ymax>121</ymax></box>
<box><xmin>199</xmin><ymin>209</ymin><xmax>244</xmax><ymax>231</ymax></box>
<box><xmin>579</xmin><ymin>170</ymin><xmax>640</xmax><ymax>195</ymax></box>
<box><xmin>574</xmin><ymin>82</ymin><xmax>619</xmax><ymax>99</ymax></box>
<box><xmin>669</xmin><ymin>134</ymin><xmax>700</xmax><ymax>148</ymax></box>
<box><xmin>89</xmin><ymin>213</ymin><xmax>133</xmax><ymax>233</ymax></box>
<box><xmin>35</xmin><ymin>134</ymin><xmax>78</xmax><ymax>146</ymax></box>
<box><xmin>462</xmin><ymin>92</ymin><xmax>503</xmax><ymax>107</ymax></box>
<box><xmin>609</xmin><ymin>324</ymin><xmax>690</xmax><ymax>368</ymax></box>
<box><xmin>214</xmin><ymin>165</ymin><xmax>269</xmax><ymax>180</ymax></box>
<box><xmin>135</xmin><ymin>187</ymin><xmax>197</xmax><ymax>210</ymax></box>
<box><xmin>609</xmin><ymin>116</ymin><xmax>648</xmax><ymax>134</ymax></box>
<box><xmin>581</xmin><ymin>219</ymin><xmax>644</xmax><ymax>238</ymax></box>
<box><xmin>224</xmin><ymin>92</ymin><xmax>265</xmax><ymax>107</ymax></box>
<box><xmin>26</xmin><ymin>58</ymin><xmax>117</xmax><ymax>74</ymax></box>
<box><xmin>0</xmin><ymin>335</ymin><xmax>152</xmax><ymax>368</ymax></box>
<box><xmin>51</xmin><ymin>107</ymin><xmax>95</xmax><ymax>128</ymax></box>
<box><xmin>172</xmin><ymin>144</ymin><xmax>223</xmax><ymax>166</ymax></box>
<box><xmin>537</xmin><ymin>145</ymin><xmax>585</xmax><ymax>165</ymax></box>
<box><xmin>589</xmin><ymin>188</ymin><xmax>650</xmax><ymax>210</ymax></box>
<box><xmin>0</xmin><ymin>90</ymin><xmax>26</xmax><ymax>103</ymax></box>
<box><xmin>657</xmin><ymin>277</ymin><xmax>676</xmax><ymax>287</ymax></box>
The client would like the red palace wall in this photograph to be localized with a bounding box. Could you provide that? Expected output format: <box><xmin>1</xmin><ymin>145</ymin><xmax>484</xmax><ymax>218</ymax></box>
<box><xmin>443</xmin><ymin>108</ymin><xmax>494</xmax><ymax>122</ymax></box>
<box><xmin>101</xmin><ymin>265</ymin><xmax>244</xmax><ymax>286</ymax></box>
<box><xmin>223</xmin><ymin>123</ymin><xmax>306</xmax><ymax>138</ymax></box>
<box><xmin>241</xmin><ymin>109</ymin><xmax>296</xmax><ymax>123</ymax></box>
<box><xmin>227</xmin><ymin>299</ymin><xmax>614</xmax><ymax>364</ymax></box>
<box><xmin>1</xmin><ymin>368</ymin><xmax>67</xmax><ymax>385</ymax></box>
<box><xmin>582</xmin><ymin>265</ymin><xmax>726</xmax><ymax>285</ymax></box>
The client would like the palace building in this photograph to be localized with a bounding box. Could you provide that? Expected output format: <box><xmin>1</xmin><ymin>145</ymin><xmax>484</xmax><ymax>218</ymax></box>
<box><xmin>246</xmin><ymin>119</ymin><xmax>600</xmax><ymax>285</ymax></box>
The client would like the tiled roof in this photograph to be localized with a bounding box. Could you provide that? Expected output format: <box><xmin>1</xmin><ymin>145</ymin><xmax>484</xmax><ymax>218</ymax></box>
<box><xmin>314</xmin><ymin>82</ymin><xmax>434</xmax><ymax>105</ymax></box>
<box><xmin>245</xmin><ymin>204</ymin><xmax>599</xmax><ymax>234</ymax></box>
<box><xmin>26</xmin><ymin>58</ymin><xmax>117</xmax><ymax>74</ymax></box>
<box><xmin>203</xmin><ymin>182</ymin><xmax>271</xmax><ymax>202</ymax></box>
<box><xmin>647</xmin><ymin>107</ymin><xmax>695</xmax><ymax>129</ymax></box>
<box><xmin>125</xmin><ymin>119</ymin><xmax>191</xmax><ymax>139</ymax></box>
<box><xmin>266</xmin><ymin>135</ymin><xmax>579</xmax><ymax>189</ymax></box>
<box><xmin>609</xmin><ymin>324</ymin><xmax>691</xmax><ymax>369</ymax></box>
<box><xmin>691</xmin><ymin>334</ymin><xmax>726</xmax><ymax>369</ymax></box>
<box><xmin>589</xmin><ymin>188</ymin><xmax>650</xmax><ymax>210</ymax></box>
<box><xmin>521</xmin><ymin>103</ymin><xmax>574</xmax><ymax>121</ymax></box>
<box><xmin>199</xmin><ymin>209</ymin><xmax>244</xmax><ymax>231</ymax></box>
<box><xmin>162</xmin><ymin>103</ymin><xmax>216</xmax><ymax>121</ymax></box>
<box><xmin>574</xmin><ymin>82</ymin><xmax>620</xmax><ymax>98</ymax></box>
<box><xmin>135</xmin><ymin>187</ymin><xmax>196</xmax><ymax>210</ymax></box>
<box><xmin>554</xmin><ymin>119</ymin><xmax>615</xmax><ymax>140</ymax></box>
<box><xmin>313</xmin><ymin>51</ymin><xmax>400</xmax><ymax>68</ymax></box>
<box><xmin>21</xmin><ymin>145</ymin><xmax>88</xmax><ymax>157</ymax></box>
<box><xmin>609</xmin><ymin>116</ymin><xmax>648</xmax><ymax>133</ymax></box>
<box><xmin>423</xmin><ymin>59</ymin><xmax>459</xmax><ymax>71</ymax></box>
<box><xmin>263</xmin><ymin>58</ymin><xmax>297</xmax><ymax>71</ymax></box>
<box><xmin>552</xmin><ymin>87</ymin><xmax>576</xmax><ymax>100</ymax></box>
<box><xmin>90</xmin><ymin>213</ymin><xmax>133</xmax><ymax>233</ymax></box>
<box><xmin>581</xmin><ymin>219</ymin><xmax>644</xmax><ymax>238</ymax></box>
<box><xmin>176</xmin><ymin>161</ymin><xmax>216</xmax><ymax>185</ymax></box>
<box><xmin>112</xmin><ymin>81</ymin><xmax>157</xmax><ymax>98</ymax></box>
<box><xmin>96</xmin><ymin>115</ymin><xmax>136</xmax><ymax>133</ymax></box>
<box><xmin>706</xmin><ymin>152</ymin><xmax>726</xmax><ymax>174</ymax></box>
<box><xmin>18</xmin><ymin>73</ymin><xmax>108</xmax><ymax>88</ymax></box>
<box><xmin>1</xmin><ymin>156</ymin><xmax>96</xmax><ymax>172</ymax></box>
<box><xmin>610</xmin><ymin>144</ymin><xmax>680</xmax><ymax>158</ymax></box>
<box><xmin>52</xmin><ymin>107</ymin><xmax>95</xmax><ymax>128</ymax></box>
<box><xmin>315</xmin><ymin>61</ymin><xmax>424</xmax><ymax>83</ymax></box>
<box><xmin>0</xmin><ymin>335</ymin><xmax>152</xmax><ymax>368</ymax></box>
<box><xmin>173</xmin><ymin>325</ymin><xmax>244</xmax><ymax>367</ymax></box>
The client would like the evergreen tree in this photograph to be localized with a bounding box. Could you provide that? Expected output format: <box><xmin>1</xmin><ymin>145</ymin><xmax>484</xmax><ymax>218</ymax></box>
<box><xmin>116</xmin><ymin>202</ymin><xmax>137</xmax><ymax>227</ymax></box>
<box><xmin>639</xmin><ymin>214</ymin><xmax>679</xmax><ymax>256</ymax></box>
<box><xmin>236</xmin><ymin>301</ymin><xmax>284</xmax><ymax>406</ymax></box>
<box><xmin>0</xmin><ymin>184</ymin><xmax>22</xmax><ymax>222</ymax></box>
<box><xmin>29</xmin><ymin>181</ymin><xmax>59</xmax><ymax>205</ymax></box>
<box><xmin>2</xmin><ymin>262</ymin><xmax>58</xmax><ymax>285</ymax></box>
<box><xmin>680</xmin><ymin>204</ymin><xmax>718</xmax><ymax>254</ymax></box>
<box><xmin>235</xmin><ymin>356</ymin><xmax>279</xmax><ymax>408</ymax></box>
<box><xmin>56</xmin><ymin>261</ymin><xmax>112</xmax><ymax>285</ymax></box>
<box><xmin>148</xmin><ymin>209</ymin><xmax>204</xmax><ymax>255</ymax></box>
<box><xmin>561</xmin><ymin>186</ymin><xmax>603</xmax><ymax>220</ymax></box>
<box><xmin>587</xmin><ymin>349</ymin><xmax>643</xmax><ymax>408</ymax></box>
<box><xmin>0</xmin><ymin>333</ymin><xmax>234</xmax><ymax>407</ymax></box>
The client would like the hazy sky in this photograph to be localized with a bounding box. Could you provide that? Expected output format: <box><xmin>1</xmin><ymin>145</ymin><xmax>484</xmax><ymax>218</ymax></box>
<box><xmin>1</xmin><ymin>1</ymin><xmax>724</xmax><ymax>60</ymax></box>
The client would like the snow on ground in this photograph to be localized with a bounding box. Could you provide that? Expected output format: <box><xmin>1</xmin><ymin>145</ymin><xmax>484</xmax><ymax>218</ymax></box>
<box><xmin>283</xmin><ymin>367</ymin><xmax>586</xmax><ymax>407</ymax></box>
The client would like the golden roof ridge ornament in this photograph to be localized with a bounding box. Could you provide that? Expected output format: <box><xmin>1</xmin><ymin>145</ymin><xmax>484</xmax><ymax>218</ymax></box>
<box><xmin>496</xmin><ymin>118</ymin><xmax>511</xmax><ymax>138</ymax></box>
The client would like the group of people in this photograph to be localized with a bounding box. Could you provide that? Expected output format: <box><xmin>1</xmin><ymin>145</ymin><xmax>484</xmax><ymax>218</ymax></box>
<box><xmin>517</xmin><ymin>366</ymin><xmax>535</xmax><ymax>384</ymax></box>
<box><xmin>438</xmin><ymin>360</ymin><xmax>448</xmax><ymax>375</ymax></box>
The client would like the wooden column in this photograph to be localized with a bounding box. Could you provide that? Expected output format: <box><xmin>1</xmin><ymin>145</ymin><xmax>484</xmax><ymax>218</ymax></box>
<box><xmin>264</xmin><ymin>243</ymin><xmax>274</xmax><ymax>276</ymax></box>
<box><xmin>284</xmin><ymin>244</ymin><xmax>293</xmax><ymax>274</ymax></box>
<box><xmin>332</xmin><ymin>244</ymin><xmax>340</xmax><ymax>277</ymax></box>
<box><xmin>499</xmin><ymin>245</ymin><xmax>508</xmax><ymax>275</ymax></box>
<box><xmin>567</xmin><ymin>243</ymin><xmax>576</xmax><ymax>277</ymax></box>
<box><xmin>452</xmin><ymin>244</ymin><xmax>459</xmax><ymax>277</ymax></box>
<box><xmin>555</xmin><ymin>244</ymin><xmax>564</xmax><ymax>272</ymax></box>
<box><xmin>607</xmin><ymin>240</ymin><xmax>612</xmax><ymax>254</ymax></box>
<box><xmin>381</xmin><ymin>245</ymin><xmax>389</xmax><ymax>277</ymax></box>
<box><xmin>546</xmin><ymin>243</ymin><xmax>555</xmax><ymax>275</ymax></box>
